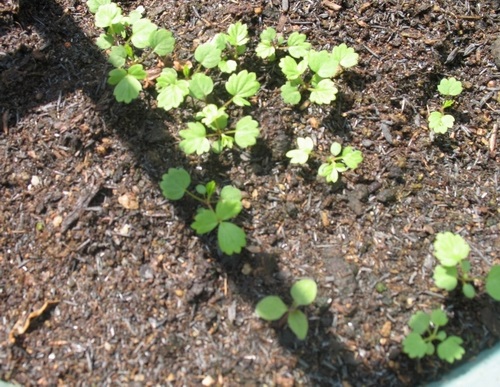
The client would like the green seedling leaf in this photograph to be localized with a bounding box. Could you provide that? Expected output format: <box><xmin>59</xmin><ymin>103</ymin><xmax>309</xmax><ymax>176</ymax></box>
<box><xmin>122</xmin><ymin>6</ymin><xmax>145</xmax><ymax>25</ymax></box>
<box><xmin>341</xmin><ymin>147</ymin><xmax>363</xmax><ymax>169</ymax></box>
<box><xmin>226</xmin><ymin>70</ymin><xmax>260</xmax><ymax>106</ymax></box>
<box><xmin>256</xmin><ymin>296</ymin><xmax>288</xmax><ymax>321</ymax></box>
<box><xmin>189</xmin><ymin>73</ymin><xmax>214</xmax><ymax>100</ymax></box>
<box><xmin>288</xmin><ymin>310</ymin><xmax>309</xmax><ymax>340</ymax></box>
<box><xmin>192</xmin><ymin>208</ymin><xmax>218</xmax><ymax>234</ymax></box>
<box><xmin>156</xmin><ymin>68</ymin><xmax>189</xmax><ymax>111</ymax></box>
<box><xmin>309</xmin><ymin>79</ymin><xmax>338</xmax><ymax>104</ymax></box>
<box><xmin>308</xmin><ymin>50</ymin><xmax>338</xmax><ymax>78</ymax></box>
<box><xmin>290</xmin><ymin>279</ymin><xmax>317</xmax><ymax>306</ymax></box>
<box><xmin>226</xmin><ymin>22</ymin><xmax>249</xmax><ymax>48</ymax></box>
<box><xmin>287</xmin><ymin>32</ymin><xmax>311</xmax><ymax>58</ymax></box>
<box><xmin>216</xmin><ymin>195</ymin><xmax>242</xmax><ymax>221</ymax></box>
<box><xmin>462</xmin><ymin>283</ymin><xmax>476</xmax><ymax>299</ymax></box>
<box><xmin>87</xmin><ymin>0</ymin><xmax>111</xmax><ymax>14</ymax></box>
<box><xmin>408</xmin><ymin>311</ymin><xmax>431</xmax><ymax>335</ymax></box>
<box><xmin>461</xmin><ymin>259</ymin><xmax>471</xmax><ymax>273</ymax></box>
<box><xmin>280</xmin><ymin>81</ymin><xmax>301</xmax><ymax>105</ymax></box>
<box><xmin>442</xmin><ymin>99</ymin><xmax>454</xmax><ymax>109</ymax></box>
<box><xmin>199</xmin><ymin>105</ymin><xmax>228</xmax><ymax>130</ymax></box>
<box><xmin>211</xmin><ymin>33</ymin><xmax>227</xmax><ymax>50</ymax></box>
<box><xmin>218</xmin><ymin>221</ymin><xmax>246</xmax><ymax>254</ymax></box>
<box><xmin>195</xmin><ymin>42</ymin><xmax>222</xmax><ymax>69</ymax></box>
<box><xmin>131</xmin><ymin>18</ymin><xmax>157</xmax><ymax>49</ymax></box>
<box><xmin>438</xmin><ymin>77</ymin><xmax>463</xmax><ymax>97</ymax></box>
<box><xmin>149</xmin><ymin>29</ymin><xmax>175</xmax><ymax>56</ymax></box>
<box><xmin>279</xmin><ymin>56</ymin><xmax>308</xmax><ymax>81</ymax></box>
<box><xmin>486</xmin><ymin>265</ymin><xmax>500</xmax><ymax>301</ymax></box>
<box><xmin>108</xmin><ymin>45</ymin><xmax>127</xmax><ymax>67</ymax></box>
<box><xmin>220</xmin><ymin>185</ymin><xmax>242</xmax><ymax>203</ymax></box>
<box><xmin>212</xmin><ymin>134</ymin><xmax>234</xmax><ymax>153</ymax></box>
<box><xmin>434</xmin><ymin>232</ymin><xmax>470</xmax><ymax>266</ymax></box>
<box><xmin>179</xmin><ymin>122</ymin><xmax>210</xmax><ymax>155</ymax></box>
<box><xmin>218</xmin><ymin>60</ymin><xmax>237</xmax><ymax>74</ymax></box>
<box><xmin>286</xmin><ymin>137</ymin><xmax>314</xmax><ymax>164</ymax></box>
<box><xmin>437</xmin><ymin>336</ymin><xmax>465</xmax><ymax>363</ymax></box>
<box><xmin>428</xmin><ymin>111</ymin><xmax>454</xmax><ymax>134</ymax></box>
<box><xmin>436</xmin><ymin>331</ymin><xmax>447</xmax><ymax>341</ymax></box>
<box><xmin>318</xmin><ymin>162</ymin><xmax>339</xmax><ymax>183</ymax></box>
<box><xmin>196</xmin><ymin>184</ymin><xmax>206</xmax><ymax>195</ymax></box>
<box><xmin>205</xmin><ymin>180</ymin><xmax>216</xmax><ymax>200</ymax></box>
<box><xmin>159</xmin><ymin>167</ymin><xmax>191</xmax><ymax>200</ymax></box>
<box><xmin>234</xmin><ymin>116</ymin><xmax>259</xmax><ymax>148</ymax></box>
<box><xmin>260</xmin><ymin>27</ymin><xmax>277</xmax><ymax>42</ymax></box>
<box><xmin>96</xmin><ymin>33</ymin><xmax>114</xmax><ymax>49</ymax></box>
<box><xmin>403</xmin><ymin>332</ymin><xmax>428</xmax><ymax>359</ymax></box>
<box><xmin>426</xmin><ymin>342</ymin><xmax>436</xmax><ymax>356</ymax></box>
<box><xmin>95</xmin><ymin>3</ymin><xmax>122</xmax><ymax>27</ymax></box>
<box><xmin>108</xmin><ymin>64</ymin><xmax>145</xmax><ymax>103</ymax></box>
<box><xmin>330</xmin><ymin>142</ymin><xmax>342</xmax><ymax>156</ymax></box>
<box><xmin>430</xmin><ymin>309</ymin><xmax>448</xmax><ymax>327</ymax></box>
<box><xmin>433</xmin><ymin>265</ymin><xmax>458</xmax><ymax>291</ymax></box>
<box><xmin>332</xmin><ymin>43</ymin><xmax>359</xmax><ymax>69</ymax></box>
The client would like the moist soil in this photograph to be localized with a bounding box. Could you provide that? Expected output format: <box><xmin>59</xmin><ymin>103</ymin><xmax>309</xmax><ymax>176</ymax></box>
<box><xmin>1</xmin><ymin>0</ymin><xmax>500</xmax><ymax>385</ymax></box>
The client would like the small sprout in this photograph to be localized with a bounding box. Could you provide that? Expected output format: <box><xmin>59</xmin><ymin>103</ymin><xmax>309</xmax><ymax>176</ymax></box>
<box><xmin>286</xmin><ymin>137</ymin><xmax>314</xmax><ymax>164</ymax></box>
<box><xmin>428</xmin><ymin>77</ymin><xmax>463</xmax><ymax>134</ymax></box>
<box><xmin>318</xmin><ymin>142</ymin><xmax>363</xmax><ymax>183</ymax></box>
<box><xmin>256</xmin><ymin>279</ymin><xmax>317</xmax><ymax>340</ymax></box>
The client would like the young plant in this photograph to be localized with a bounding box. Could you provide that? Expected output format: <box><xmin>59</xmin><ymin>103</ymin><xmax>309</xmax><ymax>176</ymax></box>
<box><xmin>159</xmin><ymin>168</ymin><xmax>246</xmax><ymax>255</ymax></box>
<box><xmin>403</xmin><ymin>309</ymin><xmax>465</xmax><ymax>364</ymax></box>
<box><xmin>318</xmin><ymin>142</ymin><xmax>363</xmax><ymax>183</ymax></box>
<box><xmin>255</xmin><ymin>279</ymin><xmax>317</xmax><ymax>340</ymax></box>
<box><xmin>432</xmin><ymin>232</ymin><xmax>500</xmax><ymax>300</ymax></box>
<box><xmin>286</xmin><ymin>136</ymin><xmax>314</xmax><ymax>164</ymax></box>
<box><xmin>428</xmin><ymin>77</ymin><xmax>463</xmax><ymax>134</ymax></box>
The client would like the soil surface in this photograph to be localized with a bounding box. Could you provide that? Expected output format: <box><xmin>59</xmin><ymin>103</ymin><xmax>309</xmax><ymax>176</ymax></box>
<box><xmin>1</xmin><ymin>0</ymin><xmax>500</xmax><ymax>386</ymax></box>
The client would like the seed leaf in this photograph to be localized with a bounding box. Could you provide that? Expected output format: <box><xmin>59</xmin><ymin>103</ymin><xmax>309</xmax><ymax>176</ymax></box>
<box><xmin>256</xmin><ymin>296</ymin><xmax>288</xmax><ymax>321</ymax></box>
<box><xmin>290</xmin><ymin>279</ymin><xmax>317</xmax><ymax>306</ymax></box>
<box><xmin>288</xmin><ymin>310</ymin><xmax>309</xmax><ymax>340</ymax></box>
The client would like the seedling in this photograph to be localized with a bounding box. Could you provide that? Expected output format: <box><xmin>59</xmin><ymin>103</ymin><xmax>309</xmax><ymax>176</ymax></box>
<box><xmin>318</xmin><ymin>142</ymin><xmax>363</xmax><ymax>183</ymax></box>
<box><xmin>255</xmin><ymin>279</ymin><xmax>317</xmax><ymax>340</ymax></box>
<box><xmin>403</xmin><ymin>309</ymin><xmax>465</xmax><ymax>364</ymax></box>
<box><xmin>432</xmin><ymin>232</ymin><xmax>500</xmax><ymax>300</ymax></box>
<box><xmin>286</xmin><ymin>136</ymin><xmax>314</xmax><ymax>164</ymax></box>
<box><xmin>428</xmin><ymin>77</ymin><xmax>463</xmax><ymax>134</ymax></box>
<box><xmin>159</xmin><ymin>168</ymin><xmax>246</xmax><ymax>255</ymax></box>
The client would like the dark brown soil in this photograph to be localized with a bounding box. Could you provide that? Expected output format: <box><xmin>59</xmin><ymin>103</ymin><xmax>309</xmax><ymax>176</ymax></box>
<box><xmin>1</xmin><ymin>0</ymin><xmax>499</xmax><ymax>385</ymax></box>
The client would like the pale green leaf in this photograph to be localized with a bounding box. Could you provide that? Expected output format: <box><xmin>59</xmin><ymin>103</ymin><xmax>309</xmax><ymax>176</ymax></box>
<box><xmin>280</xmin><ymin>81</ymin><xmax>301</xmax><ymax>105</ymax></box>
<box><xmin>290</xmin><ymin>279</ymin><xmax>317</xmax><ymax>306</ymax></box>
<box><xmin>331</xmin><ymin>43</ymin><xmax>359</xmax><ymax>69</ymax></box>
<box><xmin>279</xmin><ymin>56</ymin><xmax>308</xmax><ymax>81</ymax></box>
<box><xmin>234</xmin><ymin>116</ymin><xmax>259</xmax><ymax>148</ymax></box>
<box><xmin>256</xmin><ymin>296</ymin><xmax>288</xmax><ymax>321</ymax></box>
<box><xmin>408</xmin><ymin>311</ymin><xmax>431</xmax><ymax>334</ymax></box>
<box><xmin>218</xmin><ymin>60</ymin><xmax>237</xmax><ymax>74</ymax></box>
<box><xmin>433</xmin><ymin>232</ymin><xmax>470</xmax><ymax>266</ymax></box>
<box><xmin>438</xmin><ymin>77</ymin><xmax>463</xmax><ymax>97</ymax></box>
<box><xmin>428</xmin><ymin>111</ymin><xmax>454</xmax><ymax>134</ymax></box>
<box><xmin>87</xmin><ymin>0</ymin><xmax>111</xmax><ymax>14</ymax></box>
<box><xmin>179</xmin><ymin>122</ymin><xmax>210</xmax><ymax>155</ymax></box>
<box><xmin>433</xmin><ymin>265</ymin><xmax>458</xmax><ymax>291</ymax></box>
<box><xmin>218</xmin><ymin>221</ymin><xmax>246</xmax><ymax>254</ymax></box>
<box><xmin>95</xmin><ymin>3</ymin><xmax>122</xmax><ymax>27</ymax></box>
<box><xmin>159</xmin><ymin>167</ymin><xmax>191</xmax><ymax>200</ymax></box>
<box><xmin>287</xmin><ymin>32</ymin><xmax>311</xmax><ymax>58</ymax></box>
<box><xmin>131</xmin><ymin>18</ymin><xmax>157</xmax><ymax>49</ymax></box>
<box><xmin>96</xmin><ymin>33</ymin><xmax>114</xmax><ymax>49</ymax></box>
<box><xmin>341</xmin><ymin>147</ymin><xmax>363</xmax><ymax>169</ymax></box>
<box><xmin>330</xmin><ymin>142</ymin><xmax>342</xmax><ymax>156</ymax></box>
<box><xmin>309</xmin><ymin>79</ymin><xmax>338</xmax><ymax>104</ymax></box>
<box><xmin>437</xmin><ymin>336</ymin><xmax>465</xmax><ymax>363</ymax></box>
<box><xmin>430</xmin><ymin>309</ymin><xmax>448</xmax><ymax>327</ymax></box>
<box><xmin>486</xmin><ymin>265</ymin><xmax>500</xmax><ymax>301</ymax></box>
<box><xmin>403</xmin><ymin>332</ymin><xmax>428</xmax><ymax>359</ymax></box>
<box><xmin>226</xmin><ymin>70</ymin><xmax>260</xmax><ymax>106</ymax></box>
<box><xmin>189</xmin><ymin>73</ymin><xmax>214</xmax><ymax>100</ymax></box>
<box><xmin>462</xmin><ymin>283</ymin><xmax>476</xmax><ymax>299</ymax></box>
<box><xmin>195</xmin><ymin>42</ymin><xmax>222</xmax><ymax>69</ymax></box>
<box><xmin>308</xmin><ymin>50</ymin><xmax>339</xmax><ymax>78</ymax></box>
<box><xmin>108</xmin><ymin>45</ymin><xmax>127</xmax><ymax>67</ymax></box>
<box><xmin>288</xmin><ymin>310</ymin><xmax>309</xmax><ymax>340</ymax></box>
<box><xmin>226</xmin><ymin>22</ymin><xmax>249</xmax><ymax>47</ymax></box>
<box><xmin>318</xmin><ymin>162</ymin><xmax>339</xmax><ymax>183</ymax></box>
<box><xmin>149</xmin><ymin>29</ymin><xmax>175</xmax><ymax>56</ymax></box>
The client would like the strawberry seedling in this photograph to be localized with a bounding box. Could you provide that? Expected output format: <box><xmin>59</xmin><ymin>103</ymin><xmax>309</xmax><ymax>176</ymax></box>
<box><xmin>428</xmin><ymin>77</ymin><xmax>463</xmax><ymax>134</ymax></box>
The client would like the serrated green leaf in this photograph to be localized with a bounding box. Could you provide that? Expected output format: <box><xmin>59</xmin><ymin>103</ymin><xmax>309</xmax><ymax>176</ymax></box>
<box><xmin>436</xmin><ymin>330</ymin><xmax>447</xmax><ymax>341</ymax></box>
<box><xmin>234</xmin><ymin>116</ymin><xmax>259</xmax><ymax>148</ymax></box>
<box><xmin>179</xmin><ymin>122</ymin><xmax>210</xmax><ymax>155</ymax></box>
<box><xmin>226</xmin><ymin>70</ymin><xmax>260</xmax><ymax>106</ymax></box>
<box><xmin>430</xmin><ymin>309</ymin><xmax>448</xmax><ymax>327</ymax></box>
<box><xmin>437</xmin><ymin>336</ymin><xmax>465</xmax><ymax>363</ymax></box>
<box><xmin>428</xmin><ymin>111</ymin><xmax>454</xmax><ymax>134</ymax></box>
<box><xmin>108</xmin><ymin>45</ymin><xmax>127</xmax><ymax>67</ymax></box>
<box><xmin>218</xmin><ymin>60</ymin><xmax>237</xmax><ymax>74</ymax></box>
<box><xmin>290</xmin><ymin>279</ymin><xmax>317</xmax><ymax>306</ymax></box>
<box><xmin>403</xmin><ymin>332</ymin><xmax>428</xmax><ymax>359</ymax></box>
<box><xmin>256</xmin><ymin>41</ymin><xmax>275</xmax><ymax>59</ymax></box>
<box><xmin>279</xmin><ymin>56</ymin><xmax>308</xmax><ymax>81</ymax></box>
<box><xmin>216</xmin><ymin>187</ymin><xmax>243</xmax><ymax>221</ymax></box>
<box><xmin>192</xmin><ymin>208</ymin><xmax>219</xmax><ymax>234</ymax></box>
<box><xmin>280</xmin><ymin>81</ymin><xmax>302</xmax><ymax>105</ymax></box>
<box><xmin>149</xmin><ymin>29</ymin><xmax>175</xmax><ymax>56</ymax></box>
<box><xmin>211</xmin><ymin>33</ymin><xmax>227</xmax><ymax>50</ymax></box>
<box><xmin>332</xmin><ymin>43</ymin><xmax>359</xmax><ymax>69</ymax></box>
<box><xmin>288</xmin><ymin>310</ymin><xmax>309</xmax><ymax>340</ymax></box>
<box><xmin>109</xmin><ymin>68</ymin><xmax>143</xmax><ymax>103</ymax></box>
<box><xmin>341</xmin><ymin>147</ymin><xmax>363</xmax><ymax>169</ymax></box>
<box><xmin>434</xmin><ymin>265</ymin><xmax>458</xmax><ymax>291</ymax></box>
<box><xmin>286</xmin><ymin>137</ymin><xmax>314</xmax><ymax>164</ymax></box>
<box><xmin>96</xmin><ymin>33</ymin><xmax>114</xmax><ymax>49</ymax></box>
<box><xmin>409</xmin><ymin>311</ymin><xmax>431</xmax><ymax>334</ymax></box>
<box><xmin>462</xmin><ymin>283</ymin><xmax>476</xmax><ymax>299</ymax></box>
<box><xmin>159</xmin><ymin>167</ymin><xmax>191</xmax><ymax>200</ymax></box>
<box><xmin>131</xmin><ymin>18</ymin><xmax>157</xmax><ymax>49</ymax></box>
<box><xmin>189</xmin><ymin>73</ymin><xmax>214</xmax><ymax>100</ymax></box>
<box><xmin>260</xmin><ymin>27</ymin><xmax>277</xmax><ymax>43</ymax></box>
<box><xmin>199</xmin><ymin>105</ymin><xmax>228</xmax><ymax>130</ymax></box>
<box><xmin>87</xmin><ymin>0</ymin><xmax>111</xmax><ymax>14</ymax></box>
<box><xmin>195</xmin><ymin>42</ymin><xmax>222</xmax><ymax>69</ymax></box>
<box><xmin>486</xmin><ymin>265</ymin><xmax>500</xmax><ymax>301</ymax></box>
<box><xmin>308</xmin><ymin>50</ymin><xmax>339</xmax><ymax>78</ymax></box>
<box><xmin>433</xmin><ymin>232</ymin><xmax>470</xmax><ymax>266</ymax></box>
<box><xmin>309</xmin><ymin>79</ymin><xmax>338</xmax><ymax>104</ymax></box>
<box><xmin>127</xmin><ymin>64</ymin><xmax>147</xmax><ymax>80</ymax></box>
<box><xmin>107</xmin><ymin>68</ymin><xmax>126</xmax><ymax>85</ymax></box>
<box><xmin>218</xmin><ymin>221</ymin><xmax>246</xmax><ymax>254</ymax></box>
<box><xmin>256</xmin><ymin>296</ymin><xmax>288</xmax><ymax>321</ymax></box>
<box><xmin>226</xmin><ymin>22</ymin><xmax>249</xmax><ymax>47</ymax></box>
<box><xmin>156</xmin><ymin>68</ymin><xmax>189</xmax><ymax>110</ymax></box>
<box><xmin>438</xmin><ymin>77</ymin><xmax>463</xmax><ymax>97</ymax></box>
<box><xmin>95</xmin><ymin>3</ymin><xmax>122</xmax><ymax>27</ymax></box>
<box><xmin>287</xmin><ymin>32</ymin><xmax>311</xmax><ymax>58</ymax></box>
<box><xmin>220</xmin><ymin>185</ymin><xmax>242</xmax><ymax>203</ymax></box>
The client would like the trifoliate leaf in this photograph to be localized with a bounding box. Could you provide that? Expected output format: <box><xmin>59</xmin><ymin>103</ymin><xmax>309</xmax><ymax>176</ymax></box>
<box><xmin>332</xmin><ymin>43</ymin><xmax>359</xmax><ymax>69</ymax></box>
<box><xmin>437</xmin><ymin>336</ymin><xmax>465</xmax><ymax>363</ymax></box>
<box><xmin>403</xmin><ymin>332</ymin><xmax>428</xmax><ymax>359</ymax></box>
<box><xmin>290</xmin><ymin>279</ymin><xmax>317</xmax><ymax>306</ymax></box>
<box><xmin>287</xmin><ymin>31</ymin><xmax>311</xmax><ymax>58</ymax></box>
<box><xmin>95</xmin><ymin>3</ymin><xmax>122</xmax><ymax>27</ymax></box>
<box><xmin>108</xmin><ymin>66</ymin><xmax>144</xmax><ymax>103</ymax></box>
<box><xmin>430</xmin><ymin>309</ymin><xmax>448</xmax><ymax>327</ymax></box>
<box><xmin>309</xmin><ymin>79</ymin><xmax>338</xmax><ymax>104</ymax></box>
<box><xmin>280</xmin><ymin>81</ymin><xmax>301</xmax><ymax>105</ymax></box>
<box><xmin>179</xmin><ymin>122</ymin><xmax>210</xmax><ymax>155</ymax></box>
<box><xmin>486</xmin><ymin>265</ymin><xmax>500</xmax><ymax>301</ymax></box>
<box><xmin>256</xmin><ymin>296</ymin><xmax>288</xmax><ymax>321</ymax></box>
<box><xmin>218</xmin><ymin>221</ymin><xmax>246</xmax><ymax>254</ymax></box>
<box><xmin>286</xmin><ymin>137</ymin><xmax>314</xmax><ymax>164</ymax></box>
<box><xmin>189</xmin><ymin>73</ymin><xmax>214</xmax><ymax>100</ymax></box>
<box><xmin>433</xmin><ymin>265</ymin><xmax>458</xmax><ymax>291</ymax></box>
<box><xmin>279</xmin><ymin>56</ymin><xmax>308</xmax><ymax>81</ymax></box>
<box><xmin>192</xmin><ymin>208</ymin><xmax>219</xmax><ymax>234</ymax></box>
<box><xmin>149</xmin><ymin>29</ymin><xmax>175</xmax><ymax>56</ymax></box>
<box><xmin>156</xmin><ymin>69</ymin><xmax>189</xmax><ymax>111</ymax></box>
<box><xmin>433</xmin><ymin>232</ymin><xmax>470</xmax><ymax>266</ymax></box>
<box><xmin>127</xmin><ymin>64</ymin><xmax>147</xmax><ymax>80</ymax></box>
<box><xmin>288</xmin><ymin>310</ymin><xmax>309</xmax><ymax>340</ymax></box>
<box><xmin>341</xmin><ymin>147</ymin><xmax>363</xmax><ymax>169</ymax></box>
<box><xmin>131</xmin><ymin>18</ymin><xmax>157</xmax><ymax>49</ymax></box>
<box><xmin>428</xmin><ymin>111</ymin><xmax>454</xmax><ymax>134</ymax></box>
<box><xmin>234</xmin><ymin>116</ymin><xmax>259</xmax><ymax>148</ymax></box>
<box><xmin>408</xmin><ymin>311</ymin><xmax>431</xmax><ymax>335</ymax></box>
<box><xmin>462</xmin><ymin>283</ymin><xmax>476</xmax><ymax>299</ymax></box>
<box><xmin>438</xmin><ymin>77</ymin><xmax>463</xmax><ymax>97</ymax></box>
<box><xmin>226</xmin><ymin>22</ymin><xmax>249</xmax><ymax>47</ymax></box>
<box><xmin>108</xmin><ymin>45</ymin><xmax>127</xmax><ymax>67</ymax></box>
<box><xmin>226</xmin><ymin>70</ymin><xmax>260</xmax><ymax>106</ymax></box>
<box><xmin>318</xmin><ymin>162</ymin><xmax>339</xmax><ymax>183</ymax></box>
<box><xmin>218</xmin><ymin>60</ymin><xmax>237</xmax><ymax>74</ymax></box>
<box><xmin>96</xmin><ymin>33</ymin><xmax>114</xmax><ymax>49</ymax></box>
<box><xmin>308</xmin><ymin>50</ymin><xmax>339</xmax><ymax>78</ymax></box>
<box><xmin>195</xmin><ymin>42</ymin><xmax>222</xmax><ymax>69</ymax></box>
<box><xmin>87</xmin><ymin>0</ymin><xmax>111</xmax><ymax>14</ymax></box>
<box><xmin>159</xmin><ymin>167</ymin><xmax>191</xmax><ymax>200</ymax></box>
